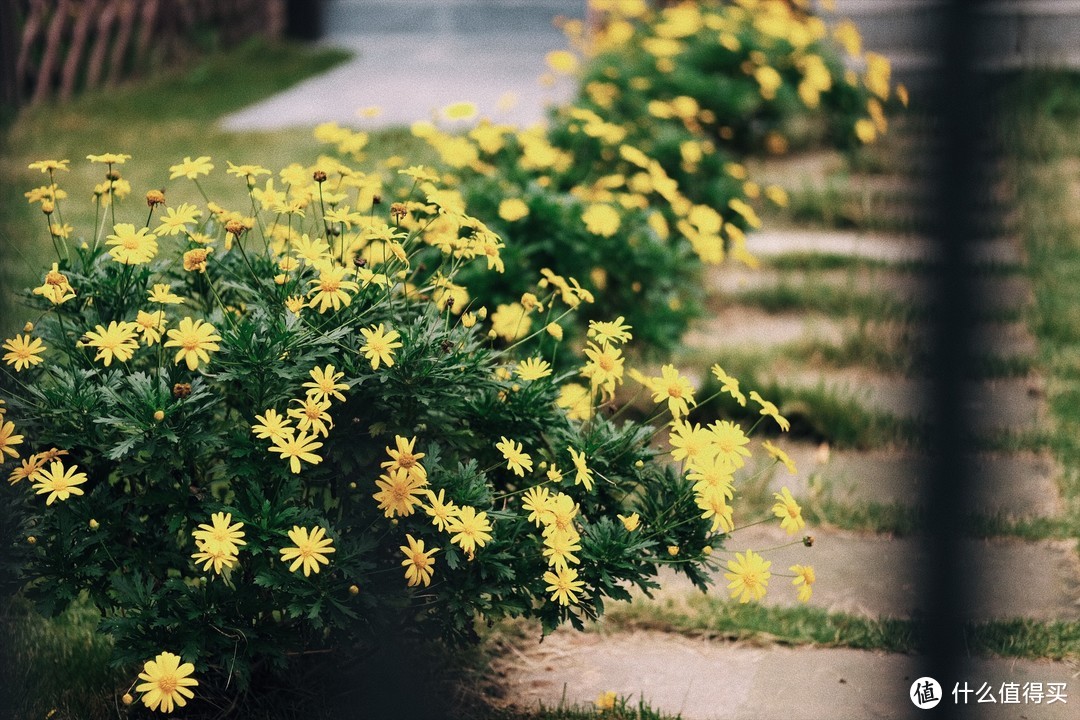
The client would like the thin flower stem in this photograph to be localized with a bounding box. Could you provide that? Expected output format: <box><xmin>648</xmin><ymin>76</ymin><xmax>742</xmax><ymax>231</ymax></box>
<box><xmin>729</xmin><ymin>516</ymin><xmax>773</xmax><ymax>533</ymax></box>
<box><xmin>742</xmin><ymin>538</ymin><xmax>805</xmax><ymax>554</ymax></box>
<box><xmin>491</xmin><ymin>477</ymin><xmax>556</xmax><ymax>502</ymax></box>
<box><xmin>44</xmin><ymin>215</ymin><xmax>62</xmax><ymax>261</ymax></box>
<box><xmin>192</xmin><ymin>179</ymin><xmax>212</xmax><ymax>207</ymax></box>
<box><xmin>205</xmin><ymin>273</ymin><xmax>239</xmax><ymax>332</ymax></box>
<box><xmin>107</xmin><ymin>166</ymin><xmax>117</xmax><ymax>228</ymax></box>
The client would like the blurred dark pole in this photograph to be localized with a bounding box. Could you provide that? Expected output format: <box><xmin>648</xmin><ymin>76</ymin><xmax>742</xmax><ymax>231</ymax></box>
<box><xmin>920</xmin><ymin>0</ymin><xmax>981</xmax><ymax>717</ymax></box>
<box><xmin>0</xmin><ymin>0</ymin><xmax>21</xmax><ymax>120</ymax></box>
<box><xmin>285</xmin><ymin>0</ymin><xmax>324</xmax><ymax>41</ymax></box>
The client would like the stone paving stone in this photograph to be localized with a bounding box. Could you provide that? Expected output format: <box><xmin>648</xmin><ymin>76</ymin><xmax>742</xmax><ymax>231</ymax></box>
<box><xmin>685</xmin><ymin>306</ymin><xmax>1035</xmax><ymax>361</ymax></box>
<box><xmin>779</xmin><ymin>369</ymin><xmax>1043</xmax><ymax>434</ymax></box>
<box><xmin>748</xmin><ymin>230</ymin><xmax>1024</xmax><ymax>267</ymax></box>
<box><xmin>493</xmin><ymin>629</ymin><xmax>1079</xmax><ymax>720</ymax></box>
<box><xmin>221</xmin><ymin>30</ymin><xmax>577</xmax><ymax>131</ymax></box>
<box><xmin>748</xmin><ymin>230</ymin><xmax>936</xmax><ymax>264</ymax></box>
<box><xmin>646</xmin><ymin>525</ymin><xmax>1080</xmax><ymax>621</ymax></box>
<box><xmin>750</xmin><ymin>443</ymin><xmax>1062</xmax><ymax>518</ymax></box>
<box><xmin>682</xmin><ymin>308</ymin><xmax>850</xmax><ymax>351</ymax></box>
<box><xmin>705</xmin><ymin>265</ymin><xmax>1033</xmax><ymax>316</ymax></box>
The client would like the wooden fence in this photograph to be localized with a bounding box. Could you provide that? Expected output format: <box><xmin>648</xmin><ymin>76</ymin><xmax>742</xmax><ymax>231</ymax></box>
<box><xmin>6</xmin><ymin>0</ymin><xmax>286</xmax><ymax>108</ymax></box>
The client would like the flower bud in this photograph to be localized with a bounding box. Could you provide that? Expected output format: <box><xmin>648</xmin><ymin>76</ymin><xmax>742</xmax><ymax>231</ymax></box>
<box><xmin>313</xmin><ymin>169</ymin><xmax>327</xmax><ymax>183</ymax></box>
<box><xmin>225</xmin><ymin>219</ymin><xmax>247</xmax><ymax>237</ymax></box>
<box><xmin>545</xmin><ymin>323</ymin><xmax>563</xmax><ymax>340</ymax></box>
<box><xmin>106</xmin><ymin>170</ymin><xmax>121</xmax><ymax>181</ymax></box>
<box><xmin>349</xmin><ymin>584</ymin><xmax>359</xmax><ymax>596</ymax></box>
<box><xmin>27</xmin><ymin>536</ymin><xmax>36</xmax><ymax>545</ymax></box>
<box><xmin>145</xmin><ymin>189</ymin><xmax>165</xmax><ymax>207</ymax></box>
<box><xmin>803</xmin><ymin>535</ymin><xmax>815</xmax><ymax>547</ymax></box>
<box><xmin>89</xmin><ymin>519</ymin><xmax>100</xmax><ymax>530</ymax></box>
<box><xmin>667</xmin><ymin>545</ymin><xmax>679</xmax><ymax>557</ymax></box>
<box><xmin>153</xmin><ymin>410</ymin><xmax>165</xmax><ymax>422</ymax></box>
<box><xmin>372</xmin><ymin>194</ymin><xmax>382</xmax><ymax>205</ymax></box>
<box><xmin>41</xmin><ymin>200</ymin><xmax>55</xmax><ymax>215</ymax></box>
<box><xmin>23</xmin><ymin>322</ymin><xmax>34</xmax><ymax>333</ymax></box>
<box><xmin>122</xmin><ymin>693</ymin><xmax>134</xmax><ymax>706</ymax></box>
<box><xmin>702</xmin><ymin>546</ymin><xmax>713</xmax><ymax>555</ymax></box>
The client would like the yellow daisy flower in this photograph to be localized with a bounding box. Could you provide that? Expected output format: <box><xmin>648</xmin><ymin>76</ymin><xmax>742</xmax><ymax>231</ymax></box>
<box><xmin>191</xmin><ymin>512</ymin><xmax>247</xmax><ymax>556</ymax></box>
<box><xmin>268</xmin><ymin>430</ymin><xmax>324</xmax><ymax>474</ymax></box>
<box><xmin>724</xmin><ymin>550</ymin><xmax>771</xmax><ymax>604</ymax></box>
<box><xmin>544</xmin><ymin>566</ymin><xmax>585</xmax><ymax>606</ymax></box>
<box><xmin>400</xmin><ymin>533</ymin><xmax>438</xmax><ymax>587</ymax></box>
<box><xmin>105</xmin><ymin>224</ymin><xmax>158</xmax><ymax>265</ymax></box>
<box><xmin>790</xmin><ymin>564</ymin><xmax>816</xmax><ymax>603</ymax></box>
<box><xmin>302</xmin><ymin>364</ymin><xmax>349</xmax><ymax>404</ymax></box>
<box><xmin>135</xmin><ymin>651</ymin><xmax>198</xmax><ymax>713</ymax></box>
<box><xmin>163</xmin><ymin>317</ymin><xmax>221</xmax><ymax>371</ymax></box>
<box><xmin>279</xmin><ymin>526</ymin><xmax>336</xmax><ymax>577</ymax></box>
<box><xmin>287</xmin><ymin>397</ymin><xmax>333</xmax><ymax>438</ymax></box>
<box><xmin>516</xmin><ymin>357</ymin><xmax>553</xmax><ymax>381</ymax></box>
<box><xmin>31</xmin><ymin>460</ymin><xmax>88</xmax><ymax>505</ymax></box>
<box><xmin>762</xmin><ymin>440</ymin><xmax>797</xmax><ymax>475</ymax></box>
<box><xmin>422</xmin><ymin>488</ymin><xmax>459</xmax><ymax>532</ymax></box>
<box><xmin>359</xmin><ymin>324</ymin><xmax>403</xmax><ymax>370</ymax></box>
<box><xmin>168</xmin><ymin>155</ymin><xmax>214</xmax><ymax>180</ymax></box>
<box><xmin>251</xmin><ymin>409</ymin><xmax>291</xmax><ymax>442</ymax></box>
<box><xmin>446</xmin><ymin>505</ymin><xmax>493</xmax><ymax>556</ymax></box>
<box><xmin>567</xmin><ymin>446</ymin><xmax>593</xmax><ymax>491</ymax></box>
<box><xmin>772</xmin><ymin>487</ymin><xmax>805</xmax><ymax>536</ymax></box>
<box><xmin>373</xmin><ymin>468</ymin><xmax>427</xmax><ymax>518</ymax></box>
<box><xmin>148</xmin><ymin>284</ymin><xmax>185</xmax><ymax>305</ymax></box>
<box><xmin>86</xmin><ymin>152</ymin><xmax>130</xmax><ymax>165</ymax></box>
<box><xmin>496</xmin><ymin>436</ymin><xmax>533</xmax><ymax>477</ymax></box>
<box><xmin>2</xmin><ymin>334</ymin><xmax>46</xmax><ymax>371</ymax></box>
<box><xmin>84</xmin><ymin>321</ymin><xmax>140</xmax><ymax>366</ymax></box>
<box><xmin>381</xmin><ymin>435</ymin><xmax>427</xmax><ymax>482</ymax></box>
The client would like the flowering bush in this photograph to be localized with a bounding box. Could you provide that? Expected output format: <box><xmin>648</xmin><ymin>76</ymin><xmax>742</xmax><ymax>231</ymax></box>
<box><xmin>325</xmin><ymin>108</ymin><xmax>766</xmax><ymax>359</ymax></box>
<box><xmin>313</xmin><ymin>0</ymin><xmax>904</xmax><ymax>359</ymax></box>
<box><xmin>571</xmin><ymin>0</ymin><xmax>904</xmax><ymax>159</ymax></box>
<box><xmin>2</xmin><ymin>154</ymin><xmax>813</xmax><ymax>712</ymax></box>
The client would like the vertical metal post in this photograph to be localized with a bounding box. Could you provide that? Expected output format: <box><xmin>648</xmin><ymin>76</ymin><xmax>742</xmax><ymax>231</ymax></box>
<box><xmin>920</xmin><ymin>0</ymin><xmax>982</xmax><ymax>717</ymax></box>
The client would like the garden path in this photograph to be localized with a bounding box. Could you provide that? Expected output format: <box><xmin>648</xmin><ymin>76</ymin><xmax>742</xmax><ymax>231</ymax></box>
<box><xmin>492</xmin><ymin>630</ymin><xmax>1077</xmax><ymax>720</ymax></box>
<box><xmin>220</xmin><ymin>0</ymin><xmax>958</xmax><ymax>133</ymax></box>
<box><xmin>493</xmin><ymin>161</ymin><xmax>1080</xmax><ymax>716</ymax></box>
<box><xmin>220</xmin><ymin>1</ymin><xmax>581</xmax><ymax>131</ymax></box>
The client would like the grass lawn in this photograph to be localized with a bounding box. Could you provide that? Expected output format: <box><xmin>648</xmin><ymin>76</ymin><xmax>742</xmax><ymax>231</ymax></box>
<box><xmin>1002</xmin><ymin>71</ymin><xmax>1080</xmax><ymax>553</ymax></box>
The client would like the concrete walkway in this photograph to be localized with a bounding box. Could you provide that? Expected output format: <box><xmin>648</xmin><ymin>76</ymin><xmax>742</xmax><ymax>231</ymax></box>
<box><xmin>493</xmin><ymin>630</ymin><xmax>1078</xmax><ymax>720</ymax></box>
<box><xmin>495</xmin><ymin>222</ymin><xmax>1077</xmax><ymax>718</ymax></box>
<box><xmin>222</xmin><ymin>2</ymin><xmax>581</xmax><ymax>131</ymax></box>
<box><xmin>644</xmin><ymin>524</ymin><xmax>1080</xmax><ymax>621</ymax></box>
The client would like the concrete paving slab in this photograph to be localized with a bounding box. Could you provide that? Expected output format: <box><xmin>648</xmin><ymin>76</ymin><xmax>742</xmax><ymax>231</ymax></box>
<box><xmin>221</xmin><ymin>31</ymin><xmax>576</xmax><ymax>131</ymax></box>
<box><xmin>750</xmin><ymin>444</ymin><xmax>1061</xmax><ymax>517</ymax></box>
<box><xmin>779</xmin><ymin>369</ymin><xmax>1043</xmax><ymax>434</ymax></box>
<box><xmin>493</xmin><ymin>629</ymin><xmax>1079</xmax><ymax>720</ymax></box>
<box><xmin>683</xmin><ymin>308</ymin><xmax>850</xmax><ymax>351</ymax></box>
<box><xmin>748</xmin><ymin>231</ymin><xmax>1024</xmax><ymax>267</ymax></box>
<box><xmin>705</xmin><ymin>265</ymin><xmax>1033</xmax><ymax>316</ymax></box>
<box><xmin>647</xmin><ymin>525</ymin><xmax>1080</xmax><ymax>621</ymax></box>
<box><xmin>749</xmin><ymin>230</ymin><xmax>935</xmax><ymax>263</ymax></box>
